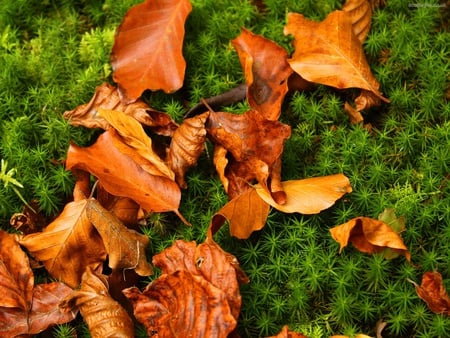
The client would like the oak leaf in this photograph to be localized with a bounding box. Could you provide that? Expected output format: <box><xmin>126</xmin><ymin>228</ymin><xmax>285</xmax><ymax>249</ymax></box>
<box><xmin>111</xmin><ymin>0</ymin><xmax>192</xmax><ymax>102</ymax></box>
<box><xmin>60</xmin><ymin>267</ymin><xmax>134</xmax><ymax>338</ymax></box>
<box><xmin>232</xmin><ymin>28</ymin><xmax>293</xmax><ymax>120</ymax></box>
<box><xmin>330</xmin><ymin>216</ymin><xmax>411</xmax><ymax>261</ymax></box>
<box><xmin>412</xmin><ymin>271</ymin><xmax>450</xmax><ymax>315</ymax></box>
<box><xmin>66</xmin><ymin>130</ymin><xmax>182</xmax><ymax>214</ymax></box>
<box><xmin>0</xmin><ymin>231</ymin><xmax>75</xmax><ymax>337</ymax></box>
<box><xmin>63</xmin><ymin>82</ymin><xmax>178</xmax><ymax>136</ymax></box>
<box><xmin>284</xmin><ymin>11</ymin><xmax>388</xmax><ymax>102</ymax></box>
<box><xmin>342</xmin><ymin>0</ymin><xmax>372</xmax><ymax>44</ymax></box>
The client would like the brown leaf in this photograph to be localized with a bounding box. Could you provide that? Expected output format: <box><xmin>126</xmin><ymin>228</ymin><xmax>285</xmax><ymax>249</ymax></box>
<box><xmin>111</xmin><ymin>0</ymin><xmax>192</xmax><ymax>102</ymax></box>
<box><xmin>86</xmin><ymin>198</ymin><xmax>153</xmax><ymax>276</ymax></box>
<box><xmin>210</xmin><ymin>187</ymin><xmax>270</xmax><ymax>239</ymax></box>
<box><xmin>342</xmin><ymin>0</ymin><xmax>372</xmax><ymax>44</ymax></box>
<box><xmin>166</xmin><ymin>112</ymin><xmax>209</xmax><ymax>188</ymax></box>
<box><xmin>232</xmin><ymin>28</ymin><xmax>293</xmax><ymax>120</ymax></box>
<box><xmin>19</xmin><ymin>199</ymin><xmax>106</xmax><ymax>288</ymax></box>
<box><xmin>256</xmin><ymin>174</ymin><xmax>352</xmax><ymax>214</ymax></box>
<box><xmin>60</xmin><ymin>267</ymin><xmax>134</xmax><ymax>338</ymax></box>
<box><xmin>63</xmin><ymin>83</ymin><xmax>178</xmax><ymax>136</ymax></box>
<box><xmin>344</xmin><ymin>101</ymin><xmax>364</xmax><ymax>124</ymax></box>
<box><xmin>66</xmin><ymin>130</ymin><xmax>181</xmax><ymax>213</ymax></box>
<box><xmin>284</xmin><ymin>11</ymin><xmax>389</xmax><ymax>102</ymax></box>
<box><xmin>0</xmin><ymin>231</ymin><xmax>75</xmax><ymax>337</ymax></box>
<box><xmin>413</xmin><ymin>271</ymin><xmax>450</xmax><ymax>315</ymax></box>
<box><xmin>213</xmin><ymin>144</ymin><xmax>230</xmax><ymax>193</ymax></box>
<box><xmin>267</xmin><ymin>325</ymin><xmax>309</xmax><ymax>338</ymax></box>
<box><xmin>355</xmin><ymin>89</ymin><xmax>382</xmax><ymax>111</ymax></box>
<box><xmin>9</xmin><ymin>201</ymin><xmax>46</xmax><ymax>235</ymax></box>
<box><xmin>330</xmin><ymin>216</ymin><xmax>411</xmax><ymax>261</ymax></box>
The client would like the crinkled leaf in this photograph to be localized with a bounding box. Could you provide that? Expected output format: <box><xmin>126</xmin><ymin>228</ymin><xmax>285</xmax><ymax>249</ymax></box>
<box><xmin>255</xmin><ymin>174</ymin><xmax>352</xmax><ymax>214</ymax></box>
<box><xmin>413</xmin><ymin>271</ymin><xmax>450</xmax><ymax>315</ymax></box>
<box><xmin>19</xmin><ymin>200</ymin><xmax>106</xmax><ymax>288</ymax></box>
<box><xmin>330</xmin><ymin>216</ymin><xmax>411</xmax><ymax>261</ymax></box>
<box><xmin>232</xmin><ymin>28</ymin><xmax>293</xmax><ymax>120</ymax></box>
<box><xmin>111</xmin><ymin>0</ymin><xmax>192</xmax><ymax>102</ymax></box>
<box><xmin>342</xmin><ymin>0</ymin><xmax>372</xmax><ymax>43</ymax></box>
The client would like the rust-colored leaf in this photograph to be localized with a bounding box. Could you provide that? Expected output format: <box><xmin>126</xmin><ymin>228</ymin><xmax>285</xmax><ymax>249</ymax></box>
<box><xmin>19</xmin><ymin>199</ymin><xmax>106</xmax><ymax>288</ymax></box>
<box><xmin>413</xmin><ymin>271</ymin><xmax>450</xmax><ymax>315</ymax></box>
<box><xmin>210</xmin><ymin>187</ymin><xmax>270</xmax><ymax>239</ymax></box>
<box><xmin>0</xmin><ymin>231</ymin><xmax>75</xmax><ymax>337</ymax></box>
<box><xmin>344</xmin><ymin>101</ymin><xmax>364</xmax><ymax>124</ymax></box>
<box><xmin>111</xmin><ymin>0</ymin><xmax>192</xmax><ymax>102</ymax></box>
<box><xmin>330</xmin><ymin>216</ymin><xmax>411</xmax><ymax>261</ymax></box>
<box><xmin>213</xmin><ymin>144</ymin><xmax>230</xmax><ymax>193</ymax></box>
<box><xmin>86</xmin><ymin>198</ymin><xmax>153</xmax><ymax>276</ymax></box>
<box><xmin>284</xmin><ymin>11</ymin><xmax>388</xmax><ymax>102</ymax></box>
<box><xmin>342</xmin><ymin>0</ymin><xmax>372</xmax><ymax>44</ymax></box>
<box><xmin>66</xmin><ymin>130</ymin><xmax>181</xmax><ymax>213</ymax></box>
<box><xmin>63</xmin><ymin>82</ymin><xmax>178</xmax><ymax>136</ymax></box>
<box><xmin>232</xmin><ymin>28</ymin><xmax>293</xmax><ymax>120</ymax></box>
<box><xmin>166</xmin><ymin>112</ymin><xmax>209</xmax><ymax>188</ymax></box>
<box><xmin>256</xmin><ymin>174</ymin><xmax>352</xmax><ymax>214</ymax></box>
<box><xmin>60</xmin><ymin>267</ymin><xmax>134</xmax><ymax>338</ymax></box>
<box><xmin>268</xmin><ymin>325</ymin><xmax>309</xmax><ymax>338</ymax></box>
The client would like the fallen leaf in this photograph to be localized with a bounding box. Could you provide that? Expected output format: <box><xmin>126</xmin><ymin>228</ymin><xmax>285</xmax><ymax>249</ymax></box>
<box><xmin>232</xmin><ymin>28</ymin><xmax>293</xmax><ymax>120</ymax></box>
<box><xmin>66</xmin><ymin>130</ymin><xmax>182</xmax><ymax>214</ymax></box>
<box><xmin>413</xmin><ymin>271</ymin><xmax>450</xmax><ymax>315</ymax></box>
<box><xmin>256</xmin><ymin>174</ymin><xmax>352</xmax><ymax>214</ymax></box>
<box><xmin>0</xmin><ymin>231</ymin><xmax>75</xmax><ymax>337</ymax></box>
<box><xmin>19</xmin><ymin>199</ymin><xmax>106</xmax><ymax>288</ymax></box>
<box><xmin>210</xmin><ymin>187</ymin><xmax>270</xmax><ymax>239</ymax></box>
<box><xmin>284</xmin><ymin>11</ymin><xmax>389</xmax><ymax>102</ymax></box>
<box><xmin>60</xmin><ymin>267</ymin><xmax>134</xmax><ymax>338</ymax></box>
<box><xmin>331</xmin><ymin>335</ymin><xmax>373</xmax><ymax>338</ymax></box>
<box><xmin>355</xmin><ymin>89</ymin><xmax>383</xmax><ymax>111</ymax></box>
<box><xmin>63</xmin><ymin>82</ymin><xmax>178</xmax><ymax>136</ymax></box>
<box><xmin>166</xmin><ymin>112</ymin><xmax>209</xmax><ymax>188</ymax></box>
<box><xmin>342</xmin><ymin>0</ymin><xmax>372</xmax><ymax>44</ymax></box>
<box><xmin>213</xmin><ymin>144</ymin><xmax>230</xmax><ymax>193</ymax></box>
<box><xmin>344</xmin><ymin>101</ymin><xmax>364</xmax><ymax>124</ymax></box>
<box><xmin>330</xmin><ymin>216</ymin><xmax>411</xmax><ymax>261</ymax></box>
<box><xmin>267</xmin><ymin>325</ymin><xmax>309</xmax><ymax>338</ymax></box>
<box><xmin>111</xmin><ymin>0</ymin><xmax>192</xmax><ymax>102</ymax></box>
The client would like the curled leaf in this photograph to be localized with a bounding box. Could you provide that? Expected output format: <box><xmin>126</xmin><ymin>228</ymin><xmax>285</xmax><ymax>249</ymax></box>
<box><xmin>342</xmin><ymin>0</ymin><xmax>372</xmax><ymax>44</ymax></box>
<box><xmin>413</xmin><ymin>271</ymin><xmax>450</xmax><ymax>315</ymax></box>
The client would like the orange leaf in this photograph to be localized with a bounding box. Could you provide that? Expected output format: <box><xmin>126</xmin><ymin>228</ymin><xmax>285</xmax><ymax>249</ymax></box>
<box><xmin>210</xmin><ymin>187</ymin><xmax>270</xmax><ymax>239</ymax></box>
<box><xmin>342</xmin><ymin>0</ymin><xmax>372</xmax><ymax>44</ymax></box>
<box><xmin>232</xmin><ymin>28</ymin><xmax>293</xmax><ymax>120</ymax></box>
<box><xmin>284</xmin><ymin>11</ymin><xmax>388</xmax><ymax>102</ymax></box>
<box><xmin>111</xmin><ymin>0</ymin><xmax>192</xmax><ymax>102</ymax></box>
<box><xmin>255</xmin><ymin>174</ymin><xmax>352</xmax><ymax>214</ymax></box>
<box><xmin>267</xmin><ymin>325</ymin><xmax>309</xmax><ymax>338</ymax></box>
<box><xmin>414</xmin><ymin>271</ymin><xmax>450</xmax><ymax>315</ymax></box>
<box><xmin>19</xmin><ymin>199</ymin><xmax>106</xmax><ymax>288</ymax></box>
<box><xmin>66</xmin><ymin>130</ymin><xmax>181</xmax><ymax>213</ymax></box>
<box><xmin>330</xmin><ymin>216</ymin><xmax>411</xmax><ymax>261</ymax></box>
<box><xmin>60</xmin><ymin>267</ymin><xmax>134</xmax><ymax>337</ymax></box>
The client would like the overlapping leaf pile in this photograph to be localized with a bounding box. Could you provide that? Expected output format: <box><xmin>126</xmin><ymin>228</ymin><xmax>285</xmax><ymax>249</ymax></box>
<box><xmin>2</xmin><ymin>0</ymin><xmax>443</xmax><ymax>336</ymax></box>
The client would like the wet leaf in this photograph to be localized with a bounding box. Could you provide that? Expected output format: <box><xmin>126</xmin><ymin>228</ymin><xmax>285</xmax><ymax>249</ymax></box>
<box><xmin>256</xmin><ymin>174</ymin><xmax>352</xmax><ymax>214</ymax></box>
<box><xmin>284</xmin><ymin>11</ymin><xmax>388</xmax><ymax>102</ymax></box>
<box><xmin>413</xmin><ymin>271</ymin><xmax>450</xmax><ymax>315</ymax></box>
<box><xmin>19</xmin><ymin>200</ymin><xmax>106</xmax><ymax>288</ymax></box>
<box><xmin>66</xmin><ymin>130</ymin><xmax>181</xmax><ymax>213</ymax></box>
<box><xmin>111</xmin><ymin>0</ymin><xmax>192</xmax><ymax>102</ymax></box>
<box><xmin>232</xmin><ymin>28</ymin><xmax>293</xmax><ymax>120</ymax></box>
<box><xmin>167</xmin><ymin>112</ymin><xmax>209</xmax><ymax>188</ymax></box>
<box><xmin>330</xmin><ymin>216</ymin><xmax>411</xmax><ymax>261</ymax></box>
<box><xmin>0</xmin><ymin>231</ymin><xmax>75</xmax><ymax>337</ymax></box>
<box><xmin>60</xmin><ymin>267</ymin><xmax>134</xmax><ymax>338</ymax></box>
<box><xmin>342</xmin><ymin>0</ymin><xmax>372</xmax><ymax>44</ymax></box>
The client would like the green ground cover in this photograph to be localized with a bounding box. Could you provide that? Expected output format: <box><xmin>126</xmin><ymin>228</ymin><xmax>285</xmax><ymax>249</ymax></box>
<box><xmin>0</xmin><ymin>0</ymin><xmax>449</xmax><ymax>337</ymax></box>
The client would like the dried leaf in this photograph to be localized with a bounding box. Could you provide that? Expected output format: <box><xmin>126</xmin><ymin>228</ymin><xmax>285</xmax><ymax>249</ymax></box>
<box><xmin>63</xmin><ymin>83</ymin><xmax>178</xmax><ymax>136</ymax></box>
<box><xmin>344</xmin><ymin>101</ymin><xmax>364</xmax><ymax>124</ymax></box>
<box><xmin>284</xmin><ymin>11</ymin><xmax>388</xmax><ymax>102</ymax></box>
<box><xmin>0</xmin><ymin>231</ymin><xmax>75</xmax><ymax>337</ymax></box>
<box><xmin>210</xmin><ymin>187</ymin><xmax>270</xmax><ymax>239</ymax></box>
<box><xmin>111</xmin><ymin>0</ymin><xmax>192</xmax><ymax>102</ymax></box>
<box><xmin>342</xmin><ymin>0</ymin><xmax>372</xmax><ymax>44</ymax></box>
<box><xmin>213</xmin><ymin>144</ymin><xmax>230</xmax><ymax>193</ymax></box>
<box><xmin>167</xmin><ymin>112</ymin><xmax>209</xmax><ymax>188</ymax></box>
<box><xmin>355</xmin><ymin>89</ymin><xmax>382</xmax><ymax>111</ymax></box>
<box><xmin>255</xmin><ymin>174</ymin><xmax>352</xmax><ymax>214</ymax></box>
<box><xmin>267</xmin><ymin>325</ymin><xmax>309</xmax><ymax>338</ymax></box>
<box><xmin>413</xmin><ymin>271</ymin><xmax>450</xmax><ymax>315</ymax></box>
<box><xmin>330</xmin><ymin>216</ymin><xmax>411</xmax><ymax>261</ymax></box>
<box><xmin>232</xmin><ymin>28</ymin><xmax>293</xmax><ymax>120</ymax></box>
<box><xmin>60</xmin><ymin>267</ymin><xmax>134</xmax><ymax>338</ymax></box>
<box><xmin>86</xmin><ymin>198</ymin><xmax>153</xmax><ymax>276</ymax></box>
<box><xmin>66</xmin><ymin>130</ymin><xmax>181</xmax><ymax>213</ymax></box>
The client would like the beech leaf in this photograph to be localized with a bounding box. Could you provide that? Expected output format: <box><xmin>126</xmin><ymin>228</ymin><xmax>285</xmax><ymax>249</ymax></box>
<box><xmin>111</xmin><ymin>0</ymin><xmax>192</xmax><ymax>102</ymax></box>
<box><xmin>255</xmin><ymin>174</ymin><xmax>353</xmax><ymax>214</ymax></box>
<box><xmin>413</xmin><ymin>271</ymin><xmax>450</xmax><ymax>315</ymax></box>
<box><xmin>284</xmin><ymin>11</ymin><xmax>389</xmax><ymax>102</ymax></box>
<box><xmin>342</xmin><ymin>0</ymin><xmax>372</xmax><ymax>44</ymax></box>
<box><xmin>330</xmin><ymin>216</ymin><xmax>411</xmax><ymax>261</ymax></box>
